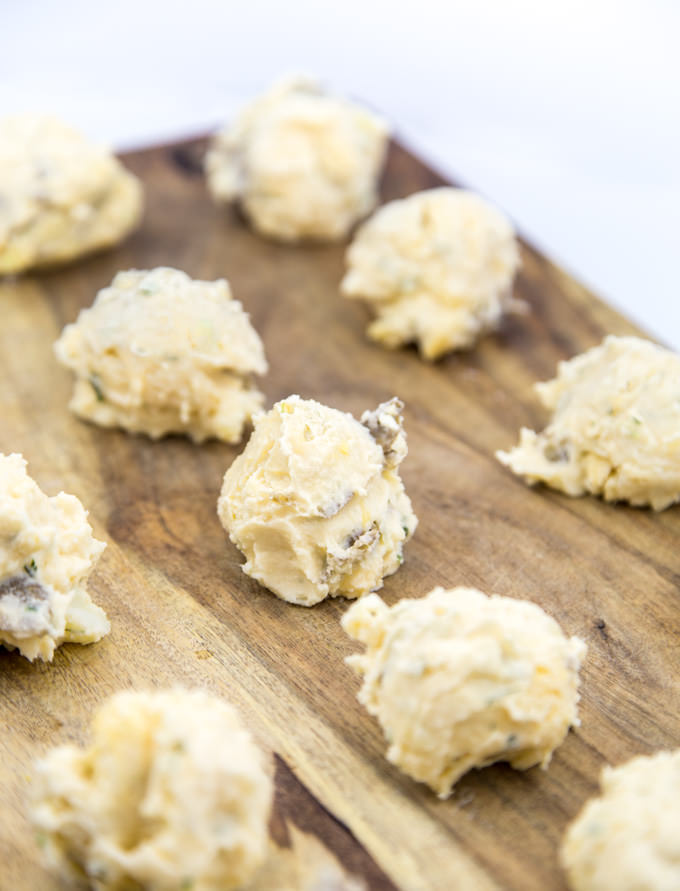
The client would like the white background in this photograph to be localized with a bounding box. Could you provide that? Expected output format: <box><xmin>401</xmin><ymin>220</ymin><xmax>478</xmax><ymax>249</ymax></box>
<box><xmin>2</xmin><ymin>0</ymin><xmax>679</xmax><ymax>348</ymax></box>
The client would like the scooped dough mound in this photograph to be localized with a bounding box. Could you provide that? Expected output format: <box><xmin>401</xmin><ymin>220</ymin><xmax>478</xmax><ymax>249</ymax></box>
<box><xmin>54</xmin><ymin>267</ymin><xmax>268</xmax><ymax>443</ymax></box>
<box><xmin>31</xmin><ymin>688</ymin><xmax>273</xmax><ymax>891</ymax></box>
<box><xmin>342</xmin><ymin>587</ymin><xmax>586</xmax><ymax>797</ymax></box>
<box><xmin>218</xmin><ymin>395</ymin><xmax>417</xmax><ymax>606</ymax></box>
<box><xmin>205</xmin><ymin>76</ymin><xmax>389</xmax><ymax>242</ymax></box>
<box><xmin>0</xmin><ymin>115</ymin><xmax>142</xmax><ymax>274</ymax></box>
<box><xmin>341</xmin><ymin>187</ymin><xmax>521</xmax><ymax>359</ymax></box>
<box><xmin>497</xmin><ymin>335</ymin><xmax>680</xmax><ymax>509</ymax></box>
<box><xmin>560</xmin><ymin>750</ymin><xmax>680</xmax><ymax>891</ymax></box>
<box><xmin>0</xmin><ymin>453</ymin><xmax>108</xmax><ymax>661</ymax></box>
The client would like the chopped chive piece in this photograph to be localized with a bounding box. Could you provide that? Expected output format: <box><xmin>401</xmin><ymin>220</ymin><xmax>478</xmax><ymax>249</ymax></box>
<box><xmin>24</xmin><ymin>559</ymin><xmax>37</xmax><ymax>577</ymax></box>
<box><xmin>89</xmin><ymin>374</ymin><xmax>105</xmax><ymax>402</ymax></box>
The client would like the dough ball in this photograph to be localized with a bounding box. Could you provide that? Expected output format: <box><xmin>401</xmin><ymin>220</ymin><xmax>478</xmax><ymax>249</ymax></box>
<box><xmin>54</xmin><ymin>267</ymin><xmax>268</xmax><ymax>443</ymax></box>
<box><xmin>205</xmin><ymin>76</ymin><xmax>389</xmax><ymax>242</ymax></box>
<box><xmin>0</xmin><ymin>115</ymin><xmax>142</xmax><ymax>274</ymax></box>
<box><xmin>342</xmin><ymin>587</ymin><xmax>586</xmax><ymax>797</ymax></box>
<box><xmin>497</xmin><ymin>335</ymin><xmax>680</xmax><ymax>510</ymax></box>
<box><xmin>31</xmin><ymin>688</ymin><xmax>273</xmax><ymax>891</ymax></box>
<box><xmin>341</xmin><ymin>187</ymin><xmax>521</xmax><ymax>360</ymax></box>
<box><xmin>218</xmin><ymin>395</ymin><xmax>417</xmax><ymax>606</ymax></box>
<box><xmin>0</xmin><ymin>453</ymin><xmax>108</xmax><ymax>661</ymax></box>
<box><xmin>560</xmin><ymin>750</ymin><xmax>680</xmax><ymax>891</ymax></box>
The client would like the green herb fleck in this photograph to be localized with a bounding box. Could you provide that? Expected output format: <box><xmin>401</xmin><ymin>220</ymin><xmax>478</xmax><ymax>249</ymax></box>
<box><xmin>25</xmin><ymin>604</ymin><xmax>38</xmax><ymax>613</ymax></box>
<box><xmin>89</xmin><ymin>374</ymin><xmax>105</xmax><ymax>402</ymax></box>
<box><xmin>397</xmin><ymin>553</ymin><xmax>403</xmax><ymax>564</ymax></box>
<box><xmin>402</xmin><ymin>525</ymin><xmax>409</xmax><ymax>536</ymax></box>
<box><xmin>24</xmin><ymin>559</ymin><xmax>37</xmax><ymax>577</ymax></box>
<box><xmin>180</xmin><ymin>879</ymin><xmax>194</xmax><ymax>890</ymax></box>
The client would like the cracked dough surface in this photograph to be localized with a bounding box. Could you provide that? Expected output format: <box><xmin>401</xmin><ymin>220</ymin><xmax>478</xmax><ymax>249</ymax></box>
<box><xmin>54</xmin><ymin>267</ymin><xmax>267</xmax><ymax>443</ymax></box>
<box><xmin>560</xmin><ymin>750</ymin><xmax>680</xmax><ymax>891</ymax></box>
<box><xmin>0</xmin><ymin>453</ymin><xmax>108</xmax><ymax>661</ymax></box>
<box><xmin>341</xmin><ymin>187</ymin><xmax>521</xmax><ymax>359</ymax></box>
<box><xmin>205</xmin><ymin>76</ymin><xmax>389</xmax><ymax>242</ymax></box>
<box><xmin>0</xmin><ymin>115</ymin><xmax>142</xmax><ymax>274</ymax></box>
<box><xmin>342</xmin><ymin>586</ymin><xmax>586</xmax><ymax>797</ymax></box>
<box><xmin>497</xmin><ymin>335</ymin><xmax>680</xmax><ymax>509</ymax></box>
<box><xmin>218</xmin><ymin>395</ymin><xmax>417</xmax><ymax>606</ymax></box>
<box><xmin>31</xmin><ymin>688</ymin><xmax>273</xmax><ymax>891</ymax></box>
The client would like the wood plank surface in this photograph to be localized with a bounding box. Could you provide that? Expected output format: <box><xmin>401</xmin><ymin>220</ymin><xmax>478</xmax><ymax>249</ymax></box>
<box><xmin>1</xmin><ymin>137</ymin><xmax>679</xmax><ymax>891</ymax></box>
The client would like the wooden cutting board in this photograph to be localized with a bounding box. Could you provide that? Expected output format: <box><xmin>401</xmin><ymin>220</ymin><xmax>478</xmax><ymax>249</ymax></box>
<box><xmin>1</xmin><ymin>137</ymin><xmax>679</xmax><ymax>891</ymax></box>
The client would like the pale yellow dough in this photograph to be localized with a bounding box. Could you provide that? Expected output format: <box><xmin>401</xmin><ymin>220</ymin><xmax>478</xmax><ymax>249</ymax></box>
<box><xmin>0</xmin><ymin>115</ymin><xmax>142</xmax><ymax>274</ymax></box>
<box><xmin>205</xmin><ymin>76</ymin><xmax>389</xmax><ymax>242</ymax></box>
<box><xmin>560</xmin><ymin>750</ymin><xmax>680</xmax><ymax>891</ymax></box>
<box><xmin>54</xmin><ymin>267</ymin><xmax>267</xmax><ymax>443</ymax></box>
<box><xmin>497</xmin><ymin>335</ymin><xmax>680</xmax><ymax>509</ymax></box>
<box><xmin>31</xmin><ymin>688</ymin><xmax>273</xmax><ymax>891</ymax></box>
<box><xmin>341</xmin><ymin>187</ymin><xmax>521</xmax><ymax>359</ymax></box>
<box><xmin>0</xmin><ymin>453</ymin><xmax>108</xmax><ymax>661</ymax></box>
<box><xmin>218</xmin><ymin>395</ymin><xmax>417</xmax><ymax>606</ymax></box>
<box><xmin>342</xmin><ymin>587</ymin><xmax>586</xmax><ymax>797</ymax></box>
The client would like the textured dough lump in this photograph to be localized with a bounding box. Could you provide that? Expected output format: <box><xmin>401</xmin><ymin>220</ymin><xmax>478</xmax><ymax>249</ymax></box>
<box><xmin>31</xmin><ymin>688</ymin><xmax>273</xmax><ymax>891</ymax></box>
<box><xmin>341</xmin><ymin>187</ymin><xmax>521</xmax><ymax>359</ymax></box>
<box><xmin>54</xmin><ymin>267</ymin><xmax>267</xmax><ymax>443</ymax></box>
<box><xmin>497</xmin><ymin>335</ymin><xmax>680</xmax><ymax>509</ymax></box>
<box><xmin>205</xmin><ymin>76</ymin><xmax>389</xmax><ymax>242</ymax></box>
<box><xmin>560</xmin><ymin>750</ymin><xmax>680</xmax><ymax>891</ymax></box>
<box><xmin>342</xmin><ymin>586</ymin><xmax>586</xmax><ymax>797</ymax></box>
<box><xmin>0</xmin><ymin>115</ymin><xmax>142</xmax><ymax>274</ymax></box>
<box><xmin>218</xmin><ymin>395</ymin><xmax>417</xmax><ymax>606</ymax></box>
<box><xmin>0</xmin><ymin>453</ymin><xmax>108</xmax><ymax>661</ymax></box>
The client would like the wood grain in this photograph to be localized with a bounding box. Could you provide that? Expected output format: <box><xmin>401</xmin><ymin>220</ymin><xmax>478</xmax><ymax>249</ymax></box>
<box><xmin>1</xmin><ymin>137</ymin><xmax>679</xmax><ymax>891</ymax></box>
